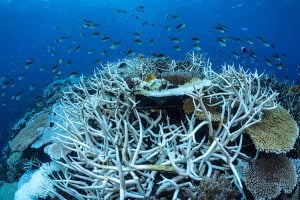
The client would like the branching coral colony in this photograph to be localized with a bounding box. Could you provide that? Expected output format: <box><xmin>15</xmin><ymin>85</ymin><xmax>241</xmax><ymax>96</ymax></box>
<box><xmin>18</xmin><ymin>52</ymin><xmax>299</xmax><ymax>199</ymax></box>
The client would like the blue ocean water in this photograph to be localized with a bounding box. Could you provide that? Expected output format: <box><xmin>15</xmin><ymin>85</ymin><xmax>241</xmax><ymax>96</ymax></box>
<box><xmin>0</xmin><ymin>0</ymin><xmax>299</xmax><ymax>151</ymax></box>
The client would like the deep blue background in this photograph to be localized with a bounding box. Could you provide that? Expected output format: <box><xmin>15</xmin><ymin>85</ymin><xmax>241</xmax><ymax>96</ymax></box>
<box><xmin>1</xmin><ymin>0</ymin><xmax>300</xmax><ymax>150</ymax></box>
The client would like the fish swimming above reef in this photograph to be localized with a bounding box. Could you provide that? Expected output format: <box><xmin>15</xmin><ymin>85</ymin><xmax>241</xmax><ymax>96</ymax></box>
<box><xmin>215</xmin><ymin>23</ymin><xmax>228</xmax><ymax>33</ymax></box>
<box><xmin>217</xmin><ymin>37</ymin><xmax>227</xmax><ymax>46</ymax></box>
<box><xmin>176</xmin><ymin>23</ymin><xmax>186</xmax><ymax>30</ymax></box>
<box><xmin>166</xmin><ymin>14</ymin><xmax>180</xmax><ymax>20</ymax></box>
<box><xmin>170</xmin><ymin>37</ymin><xmax>182</xmax><ymax>43</ymax></box>
<box><xmin>172</xmin><ymin>45</ymin><xmax>182</xmax><ymax>51</ymax></box>
<box><xmin>82</xmin><ymin>19</ymin><xmax>99</xmax><ymax>29</ymax></box>
<box><xmin>116</xmin><ymin>9</ymin><xmax>127</xmax><ymax>14</ymax></box>
<box><xmin>24</xmin><ymin>58</ymin><xmax>34</xmax><ymax>68</ymax></box>
<box><xmin>110</xmin><ymin>41</ymin><xmax>121</xmax><ymax>49</ymax></box>
<box><xmin>191</xmin><ymin>37</ymin><xmax>200</xmax><ymax>43</ymax></box>
<box><xmin>134</xmin><ymin>39</ymin><xmax>143</xmax><ymax>45</ymax></box>
<box><xmin>101</xmin><ymin>35</ymin><xmax>110</xmax><ymax>41</ymax></box>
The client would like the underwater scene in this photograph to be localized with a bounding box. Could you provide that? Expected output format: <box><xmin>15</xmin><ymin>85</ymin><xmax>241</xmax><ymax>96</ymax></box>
<box><xmin>0</xmin><ymin>0</ymin><xmax>299</xmax><ymax>199</ymax></box>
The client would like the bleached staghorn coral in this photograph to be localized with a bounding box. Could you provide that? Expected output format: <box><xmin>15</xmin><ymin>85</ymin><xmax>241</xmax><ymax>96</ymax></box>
<box><xmin>46</xmin><ymin>54</ymin><xmax>278</xmax><ymax>199</ymax></box>
<box><xmin>160</xmin><ymin>63</ymin><xmax>278</xmax><ymax>193</ymax></box>
<box><xmin>15</xmin><ymin>162</ymin><xmax>59</xmax><ymax>200</ymax></box>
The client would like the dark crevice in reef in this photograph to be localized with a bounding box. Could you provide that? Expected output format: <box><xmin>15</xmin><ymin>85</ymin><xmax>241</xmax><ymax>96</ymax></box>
<box><xmin>136</xmin><ymin>95</ymin><xmax>187</xmax><ymax>124</ymax></box>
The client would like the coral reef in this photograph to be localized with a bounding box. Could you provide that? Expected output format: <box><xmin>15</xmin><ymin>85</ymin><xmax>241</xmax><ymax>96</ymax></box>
<box><xmin>4</xmin><ymin>52</ymin><xmax>299</xmax><ymax>200</ymax></box>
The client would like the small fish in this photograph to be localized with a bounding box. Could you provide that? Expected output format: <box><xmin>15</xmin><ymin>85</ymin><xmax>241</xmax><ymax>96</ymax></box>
<box><xmin>228</xmin><ymin>36</ymin><xmax>242</xmax><ymax>44</ymax></box>
<box><xmin>126</xmin><ymin>50</ymin><xmax>136</xmax><ymax>56</ymax></box>
<box><xmin>215</xmin><ymin>24</ymin><xmax>227</xmax><ymax>33</ymax></box>
<box><xmin>171</xmin><ymin>14</ymin><xmax>180</xmax><ymax>20</ymax></box>
<box><xmin>173</xmin><ymin>45</ymin><xmax>181</xmax><ymax>51</ymax></box>
<box><xmin>264</xmin><ymin>58</ymin><xmax>272</xmax><ymax>66</ymax></box>
<box><xmin>170</xmin><ymin>37</ymin><xmax>182</xmax><ymax>43</ymax></box>
<box><xmin>92</xmin><ymin>32</ymin><xmax>100</xmax><ymax>37</ymax></box>
<box><xmin>249</xmin><ymin>50</ymin><xmax>257</xmax><ymax>60</ymax></box>
<box><xmin>134</xmin><ymin>39</ymin><xmax>142</xmax><ymax>45</ymax></box>
<box><xmin>52</xmin><ymin>65</ymin><xmax>59</xmax><ymax>73</ymax></box>
<box><xmin>217</xmin><ymin>37</ymin><xmax>227</xmax><ymax>46</ymax></box>
<box><xmin>289</xmin><ymin>87</ymin><xmax>297</xmax><ymax>94</ymax></box>
<box><xmin>275</xmin><ymin>62</ymin><xmax>284</xmax><ymax>70</ymax></box>
<box><xmin>29</xmin><ymin>84</ymin><xmax>36</xmax><ymax>90</ymax></box>
<box><xmin>57</xmin><ymin>58</ymin><xmax>63</xmax><ymax>65</ymax></box>
<box><xmin>136</xmin><ymin>5</ymin><xmax>145</xmax><ymax>12</ymax></box>
<box><xmin>83</xmin><ymin>22</ymin><xmax>98</xmax><ymax>29</ymax></box>
<box><xmin>15</xmin><ymin>92</ymin><xmax>22</xmax><ymax>101</ymax></box>
<box><xmin>165</xmin><ymin>26</ymin><xmax>171</xmax><ymax>31</ymax></box>
<box><xmin>67</xmin><ymin>46</ymin><xmax>72</xmax><ymax>53</ymax></box>
<box><xmin>191</xmin><ymin>37</ymin><xmax>200</xmax><ymax>43</ymax></box>
<box><xmin>3</xmin><ymin>79</ymin><xmax>16</xmax><ymax>89</ymax></box>
<box><xmin>54</xmin><ymin>69</ymin><xmax>62</xmax><ymax>77</ymax></box>
<box><xmin>232</xmin><ymin>52</ymin><xmax>240</xmax><ymax>59</ymax></box>
<box><xmin>261</xmin><ymin>40</ymin><xmax>271</xmax><ymax>47</ymax></box>
<box><xmin>271</xmin><ymin>43</ymin><xmax>276</xmax><ymax>48</ymax></box>
<box><xmin>94</xmin><ymin>59</ymin><xmax>102</xmax><ymax>65</ymax></box>
<box><xmin>87</xmin><ymin>50</ymin><xmax>95</xmax><ymax>54</ymax></box>
<box><xmin>110</xmin><ymin>41</ymin><xmax>121</xmax><ymax>49</ymax></box>
<box><xmin>256</xmin><ymin>36</ymin><xmax>264</xmax><ymax>42</ymax></box>
<box><xmin>246</xmin><ymin>38</ymin><xmax>254</xmax><ymax>45</ymax></box>
<box><xmin>100</xmin><ymin>50</ymin><xmax>108</xmax><ymax>56</ymax></box>
<box><xmin>241</xmin><ymin>47</ymin><xmax>247</xmax><ymax>53</ymax></box>
<box><xmin>132</xmin><ymin>14</ymin><xmax>139</xmax><ymax>20</ymax></box>
<box><xmin>57</xmin><ymin>36</ymin><xmax>68</xmax><ymax>42</ymax></box>
<box><xmin>272</xmin><ymin>54</ymin><xmax>282</xmax><ymax>62</ymax></box>
<box><xmin>39</xmin><ymin>66</ymin><xmax>46</xmax><ymax>72</ymax></box>
<box><xmin>149</xmin><ymin>38</ymin><xmax>155</xmax><ymax>45</ymax></box>
<box><xmin>69</xmin><ymin>71</ymin><xmax>79</xmax><ymax>78</ymax></box>
<box><xmin>24</xmin><ymin>58</ymin><xmax>34</xmax><ymax>68</ymax></box>
<box><xmin>116</xmin><ymin>9</ymin><xmax>127</xmax><ymax>14</ymax></box>
<box><xmin>18</xmin><ymin>73</ymin><xmax>25</xmax><ymax>81</ymax></box>
<box><xmin>133</xmin><ymin>32</ymin><xmax>141</xmax><ymax>38</ymax></box>
<box><xmin>10</xmin><ymin>81</ymin><xmax>16</xmax><ymax>88</ymax></box>
<box><xmin>142</xmin><ymin>20</ymin><xmax>149</xmax><ymax>26</ymax></box>
<box><xmin>176</xmin><ymin>23</ymin><xmax>186</xmax><ymax>30</ymax></box>
<box><xmin>75</xmin><ymin>45</ymin><xmax>81</xmax><ymax>52</ymax></box>
<box><xmin>101</xmin><ymin>35</ymin><xmax>110</xmax><ymax>41</ymax></box>
<box><xmin>66</xmin><ymin>59</ymin><xmax>72</xmax><ymax>65</ymax></box>
<box><xmin>152</xmin><ymin>53</ymin><xmax>167</xmax><ymax>60</ymax></box>
<box><xmin>145</xmin><ymin>74</ymin><xmax>156</xmax><ymax>82</ymax></box>
<box><xmin>137</xmin><ymin>54</ymin><xmax>144</xmax><ymax>60</ymax></box>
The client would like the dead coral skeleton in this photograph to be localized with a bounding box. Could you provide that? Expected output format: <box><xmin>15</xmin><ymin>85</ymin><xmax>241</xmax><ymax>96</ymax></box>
<box><xmin>44</xmin><ymin>53</ymin><xmax>279</xmax><ymax>200</ymax></box>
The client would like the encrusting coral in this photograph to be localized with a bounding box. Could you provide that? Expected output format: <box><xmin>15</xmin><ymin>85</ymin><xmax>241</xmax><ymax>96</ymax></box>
<box><xmin>245</xmin><ymin>106</ymin><xmax>299</xmax><ymax>154</ymax></box>
<box><xmin>9</xmin><ymin>111</ymin><xmax>49</xmax><ymax>152</ymax></box>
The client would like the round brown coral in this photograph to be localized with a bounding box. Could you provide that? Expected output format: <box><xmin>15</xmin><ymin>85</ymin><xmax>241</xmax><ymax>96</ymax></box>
<box><xmin>245</xmin><ymin>106</ymin><xmax>299</xmax><ymax>154</ymax></box>
<box><xmin>161</xmin><ymin>71</ymin><xmax>195</xmax><ymax>85</ymax></box>
<box><xmin>243</xmin><ymin>156</ymin><xmax>297</xmax><ymax>200</ymax></box>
